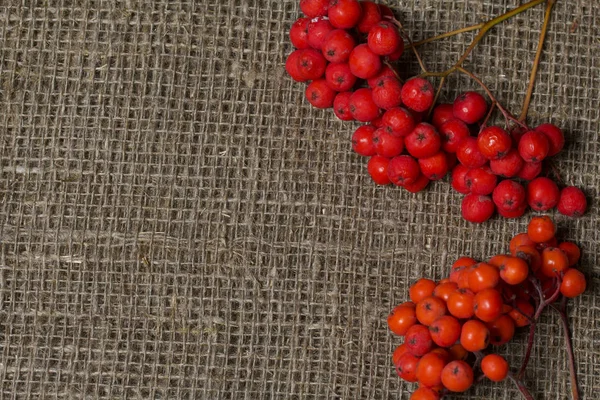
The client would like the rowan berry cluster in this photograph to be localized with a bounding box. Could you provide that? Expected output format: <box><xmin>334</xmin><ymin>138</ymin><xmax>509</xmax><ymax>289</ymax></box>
<box><xmin>387</xmin><ymin>216</ymin><xmax>586</xmax><ymax>399</ymax></box>
<box><xmin>285</xmin><ymin>0</ymin><xmax>587</xmax><ymax>223</ymax></box>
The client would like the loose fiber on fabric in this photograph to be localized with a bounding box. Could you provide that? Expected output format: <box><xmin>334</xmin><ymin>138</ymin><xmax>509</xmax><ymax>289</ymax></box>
<box><xmin>0</xmin><ymin>0</ymin><xmax>598</xmax><ymax>399</ymax></box>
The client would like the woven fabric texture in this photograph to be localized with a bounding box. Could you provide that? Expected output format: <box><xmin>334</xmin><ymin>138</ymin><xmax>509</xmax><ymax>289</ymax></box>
<box><xmin>0</xmin><ymin>0</ymin><xmax>598</xmax><ymax>398</ymax></box>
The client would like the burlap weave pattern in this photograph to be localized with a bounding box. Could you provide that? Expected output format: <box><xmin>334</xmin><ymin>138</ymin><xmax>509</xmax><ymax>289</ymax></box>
<box><xmin>0</xmin><ymin>0</ymin><xmax>598</xmax><ymax>398</ymax></box>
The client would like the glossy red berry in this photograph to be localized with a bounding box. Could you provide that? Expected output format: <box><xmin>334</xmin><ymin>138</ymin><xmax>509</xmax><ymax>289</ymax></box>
<box><xmin>333</xmin><ymin>91</ymin><xmax>354</xmax><ymax>121</ymax></box>
<box><xmin>300</xmin><ymin>0</ymin><xmax>329</xmax><ymax>18</ymax></box>
<box><xmin>349</xmin><ymin>88</ymin><xmax>381</xmax><ymax>122</ymax></box>
<box><xmin>535</xmin><ymin>123</ymin><xmax>565</xmax><ymax>156</ymax></box>
<box><xmin>322</xmin><ymin>29</ymin><xmax>356</xmax><ymax>63</ymax></box>
<box><xmin>429</xmin><ymin>315</ymin><xmax>461</xmax><ymax>348</ymax></box>
<box><xmin>396</xmin><ymin>352</ymin><xmax>420</xmax><ymax>382</ymax></box>
<box><xmin>490</xmin><ymin>150</ymin><xmax>524</xmax><ymax>178</ymax></box>
<box><xmin>328</xmin><ymin>0</ymin><xmax>362</xmax><ymax>29</ymax></box>
<box><xmin>557</xmin><ymin>186</ymin><xmax>587</xmax><ymax>217</ymax></box>
<box><xmin>405</xmin><ymin>324</ymin><xmax>434</xmax><ymax>357</ymax></box>
<box><xmin>325</xmin><ymin>62</ymin><xmax>357</xmax><ymax>92</ymax></box>
<box><xmin>285</xmin><ymin>50</ymin><xmax>307</xmax><ymax>82</ymax></box>
<box><xmin>410</xmin><ymin>387</ymin><xmax>440</xmax><ymax>400</ymax></box>
<box><xmin>473</xmin><ymin>288</ymin><xmax>503</xmax><ymax>322</ymax></box>
<box><xmin>356</xmin><ymin>1</ymin><xmax>382</xmax><ymax>33</ymax></box>
<box><xmin>492</xmin><ymin>180</ymin><xmax>526</xmax><ymax>211</ymax></box>
<box><xmin>348</xmin><ymin>44</ymin><xmax>381</xmax><ymax>79</ymax></box>
<box><xmin>465</xmin><ymin>167</ymin><xmax>497</xmax><ymax>195</ymax></box>
<box><xmin>367</xmin><ymin>155</ymin><xmax>391</xmax><ymax>185</ymax></box>
<box><xmin>432</xmin><ymin>104</ymin><xmax>455</xmax><ymax>129</ymax></box>
<box><xmin>307</xmin><ymin>17</ymin><xmax>335</xmax><ymax>50</ymax></box>
<box><xmin>440</xmin><ymin>119</ymin><xmax>470</xmax><ymax>153</ymax></box>
<box><xmin>497</xmin><ymin>203</ymin><xmax>527</xmax><ymax>219</ymax></box>
<box><xmin>518</xmin><ymin>131</ymin><xmax>550</xmax><ymax>163</ymax></box>
<box><xmin>527</xmin><ymin>177</ymin><xmax>560</xmax><ymax>211</ymax></box>
<box><xmin>560</xmin><ymin>268</ymin><xmax>587</xmax><ymax>298</ymax></box>
<box><xmin>401</xmin><ymin>78</ymin><xmax>435</xmax><ymax>112</ymax></box>
<box><xmin>371</xmin><ymin>76</ymin><xmax>403</xmax><ymax>110</ymax></box>
<box><xmin>296</xmin><ymin>48</ymin><xmax>327</xmax><ymax>80</ymax></box>
<box><xmin>290</xmin><ymin>18</ymin><xmax>310</xmax><ymax>49</ymax></box>
<box><xmin>481</xmin><ymin>354</ymin><xmax>509</xmax><ymax>382</ymax></box>
<box><xmin>368</xmin><ymin>21</ymin><xmax>403</xmax><ymax>55</ymax></box>
<box><xmin>416</xmin><ymin>352</ymin><xmax>447</xmax><ymax>387</ymax></box>
<box><xmin>351</xmin><ymin>125</ymin><xmax>376</xmax><ymax>156</ymax></box>
<box><xmin>462</xmin><ymin>194</ymin><xmax>495</xmax><ymax>223</ymax></box>
<box><xmin>451</xmin><ymin>164</ymin><xmax>471</xmax><ymax>194</ymax></box>
<box><xmin>517</xmin><ymin>161</ymin><xmax>542</xmax><ymax>181</ymax></box>
<box><xmin>405</xmin><ymin>123</ymin><xmax>442</xmax><ymax>159</ymax></box>
<box><xmin>453</xmin><ymin>92</ymin><xmax>487</xmax><ymax>124</ymax></box>
<box><xmin>382</xmin><ymin>107</ymin><xmax>416</xmax><ymax>137</ymax></box>
<box><xmin>456</xmin><ymin>137</ymin><xmax>487</xmax><ymax>168</ymax></box>
<box><xmin>305</xmin><ymin>79</ymin><xmax>336</xmax><ymax>108</ymax></box>
<box><xmin>441</xmin><ymin>361</ymin><xmax>474</xmax><ymax>392</ymax></box>
<box><xmin>373</xmin><ymin>128</ymin><xmax>404</xmax><ymax>158</ymax></box>
<box><xmin>388</xmin><ymin>155</ymin><xmax>421</xmax><ymax>186</ymax></box>
<box><xmin>477</xmin><ymin>126</ymin><xmax>512</xmax><ymax>160</ymax></box>
<box><xmin>419</xmin><ymin>152</ymin><xmax>449</xmax><ymax>181</ymax></box>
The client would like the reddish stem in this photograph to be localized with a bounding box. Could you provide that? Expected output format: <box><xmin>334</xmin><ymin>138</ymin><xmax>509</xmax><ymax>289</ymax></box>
<box><xmin>509</xmin><ymin>373</ymin><xmax>536</xmax><ymax>400</ymax></box>
<box><xmin>552</xmin><ymin>298</ymin><xmax>580</xmax><ymax>400</ymax></box>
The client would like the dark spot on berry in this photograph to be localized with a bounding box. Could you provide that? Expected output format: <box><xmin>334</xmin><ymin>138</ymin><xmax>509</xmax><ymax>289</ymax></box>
<box><xmin>531</xmin><ymin>156</ymin><xmax>538</xmax><ymax>162</ymax></box>
<box><xmin>336</xmin><ymin>76</ymin><xmax>345</xmax><ymax>84</ymax></box>
<box><xmin>504</xmin><ymin>199</ymin><xmax>514</xmax><ymax>207</ymax></box>
<box><xmin>417</xmin><ymin>133</ymin><xmax>426</xmax><ymax>142</ymax></box>
<box><xmin>535</xmin><ymin>201</ymin><xmax>543</xmax><ymax>208</ymax></box>
<box><xmin>425</xmin><ymin>303</ymin><xmax>432</xmax><ymax>311</ymax></box>
<box><xmin>497</xmin><ymin>151</ymin><xmax>507</xmax><ymax>158</ymax></box>
<box><xmin>430</xmin><ymin>326</ymin><xmax>439</xmax><ymax>333</ymax></box>
<box><xmin>327</xmin><ymin>50</ymin><xmax>336</xmax><ymax>57</ymax></box>
<box><xmin>311</xmin><ymin>92</ymin><xmax>319</xmax><ymax>101</ymax></box>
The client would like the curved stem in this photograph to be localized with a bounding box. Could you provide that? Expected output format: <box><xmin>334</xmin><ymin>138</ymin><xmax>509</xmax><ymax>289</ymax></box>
<box><xmin>387</xmin><ymin>18</ymin><xmax>428</xmax><ymax>73</ymax></box>
<box><xmin>428</xmin><ymin>76</ymin><xmax>446</xmax><ymax>117</ymax></box>
<box><xmin>519</xmin><ymin>0</ymin><xmax>557</xmax><ymax>122</ymax></box>
<box><xmin>552</xmin><ymin>299</ymin><xmax>580</xmax><ymax>400</ymax></box>
<box><xmin>509</xmin><ymin>373</ymin><xmax>536</xmax><ymax>400</ymax></box>
<box><xmin>408</xmin><ymin>23</ymin><xmax>485</xmax><ymax>48</ymax></box>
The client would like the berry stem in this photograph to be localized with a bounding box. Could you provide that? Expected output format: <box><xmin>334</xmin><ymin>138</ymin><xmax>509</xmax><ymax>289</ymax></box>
<box><xmin>509</xmin><ymin>373</ymin><xmax>536</xmax><ymax>400</ymax></box>
<box><xmin>427</xmin><ymin>76</ymin><xmax>446</xmax><ymax>117</ymax></box>
<box><xmin>552</xmin><ymin>298</ymin><xmax>581</xmax><ymax>400</ymax></box>
<box><xmin>386</xmin><ymin>18</ymin><xmax>429</xmax><ymax>73</ymax></box>
<box><xmin>519</xmin><ymin>0</ymin><xmax>557</xmax><ymax>123</ymax></box>
<box><xmin>408</xmin><ymin>23</ymin><xmax>485</xmax><ymax>48</ymax></box>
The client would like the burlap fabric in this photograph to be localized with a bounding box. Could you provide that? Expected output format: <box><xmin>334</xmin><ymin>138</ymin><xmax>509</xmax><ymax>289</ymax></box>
<box><xmin>0</xmin><ymin>0</ymin><xmax>598</xmax><ymax>398</ymax></box>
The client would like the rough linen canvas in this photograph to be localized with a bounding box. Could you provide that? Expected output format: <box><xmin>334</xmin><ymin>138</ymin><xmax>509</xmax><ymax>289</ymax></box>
<box><xmin>0</xmin><ymin>0</ymin><xmax>598</xmax><ymax>399</ymax></box>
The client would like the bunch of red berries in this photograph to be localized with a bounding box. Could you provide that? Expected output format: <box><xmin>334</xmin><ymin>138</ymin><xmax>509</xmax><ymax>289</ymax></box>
<box><xmin>285</xmin><ymin>1</ymin><xmax>587</xmax><ymax>223</ymax></box>
<box><xmin>387</xmin><ymin>216</ymin><xmax>586</xmax><ymax>399</ymax></box>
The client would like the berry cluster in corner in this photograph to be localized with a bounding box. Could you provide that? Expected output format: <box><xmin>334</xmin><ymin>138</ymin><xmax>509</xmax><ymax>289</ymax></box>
<box><xmin>388</xmin><ymin>216</ymin><xmax>586</xmax><ymax>399</ymax></box>
<box><xmin>285</xmin><ymin>0</ymin><xmax>587</xmax><ymax>224</ymax></box>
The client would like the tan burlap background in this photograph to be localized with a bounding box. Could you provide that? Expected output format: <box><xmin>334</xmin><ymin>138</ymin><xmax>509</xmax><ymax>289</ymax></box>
<box><xmin>0</xmin><ymin>0</ymin><xmax>598</xmax><ymax>398</ymax></box>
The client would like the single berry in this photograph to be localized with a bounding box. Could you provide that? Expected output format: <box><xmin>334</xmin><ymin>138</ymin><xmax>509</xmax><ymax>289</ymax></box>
<box><xmin>433</xmin><ymin>281</ymin><xmax>459</xmax><ymax>302</ymax></box>
<box><xmin>405</xmin><ymin>123</ymin><xmax>442</xmax><ymax>159</ymax></box>
<box><xmin>462</xmin><ymin>194</ymin><xmax>495</xmax><ymax>223</ymax></box>
<box><xmin>477</xmin><ymin>126</ymin><xmax>512</xmax><ymax>160</ymax></box>
<box><xmin>285</xmin><ymin>50</ymin><xmax>307</xmax><ymax>82</ymax></box>
<box><xmin>387</xmin><ymin>302</ymin><xmax>418</xmax><ymax>335</ymax></box>
<box><xmin>419</xmin><ymin>152</ymin><xmax>449</xmax><ymax>181</ymax></box>
<box><xmin>405</xmin><ymin>324</ymin><xmax>434</xmax><ymax>357</ymax></box>
<box><xmin>498</xmin><ymin>256</ymin><xmax>529</xmax><ymax>285</ymax></box>
<box><xmin>367</xmin><ymin>21</ymin><xmax>403</xmax><ymax>55</ymax></box>
<box><xmin>307</xmin><ymin>17</ymin><xmax>335</xmax><ymax>50</ymax></box>
<box><xmin>416</xmin><ymin>352</ymin><xmax>447</xmax><ymax>388</ymax></box>
<box><xmin>468</xmin><ymin>263</ymin><xmax>500</xmax><ymax>293</ymax></box>
<box><xmin>456</xmin><ymin>137</ymin><xmax>487</xmax><ymax>168</ymax></box>
<box><xmin>440</xmin><ymin>119</ymin><xmax>470</xmax><ymax>153</ymax></box>
<box><xmin>540</xmin><ymin>247</ymin><xmax>569</xmax><ymax>277</ymax></box>
<box><xmin>453</xmin><ymin>92</ymin><xmax>487</xmax><ymax>124</ymax></box>
<box><xmin>451</xmin><ymin>164</ymin><xmax>471</xmax><ymax>194</ymax></box>
<box><xmin>489</xmin><ymin>150</ymin><xmax>524</xmax><ymax>178</ymax></box>
<box><xmin>465</xmin><ymin>167</ymin><xmax>497</xmax><ymax>195</ymax></box>
<box><xmin>289</xmin><ymin>17</ymin><xmax>310</xmax><ymax>49</ymax></box>
<box><xmin>305</xmin><ymin>79</ymin><xmax>336</xmax><ymax>108</ymax></box>
<box><xmin>296</xmin><ymin>48</ymin><xmax>327</xmax><ymax>80</ymax></box>
<box><xmin>460</xmin><ymin>319</ymin><xmax>490</xmax><ymax>352</ymax></box>
<box><xmin>351</xmin><ymin>125</ymin><xmax>376</xmax><ymax>156</ymax></box>
<box><xmin>371</xmin><ymin>76</ymin><xmax>403</xmax><ymax>110</ymax></box>
<box><xmin>333</xmin><ymin>91</ymin><xmax>354</xmax><ymax>121</ymax></box>
<box><xmin>367</xmin><ymin>155</ymin><xmax>391</xmax><ymax>185</ymax></box>
<box><xmin>535</xmin><ymin>123</ymin><xmax>565</xmax><ymax>156</ymax></box>
<box><xmin>401</xmin><ymin>78</ymin><xmax>435</xmax><ymax>112</ymax></box>
<box><xmin>356</xmin><ymin>1</ymin><xmax>382</xmax><ymax>33</ymax></box>
<box><xmin>348</xmin><ymin>44</ymin><xmax>382</xmax><ymax>79</ymax></box>
<box><xmin>518</xmin><ymin>131</ymin><xmax>550</xmax><ymax>163</ymax></box>
<box><xmin>509</xmin><ymin>233</ymin><xmax>536</xmax><ymax>254</ymax></box>
<box><xmin>492</xmin><ymin>180</ymin><xmax>526</xmax><ymax>211</ymax></box>
<box><xmin>416</xmin><ymin>296</ymin><xmax>448</xmax><ymax>326</ymax></box>
<box><xmin>388</xmin><ymin>155</ymin><xmax>421</xmax><ymax>186</ymax></box>
<box><xmin>441</xmin><ymin>361</ymin><xmax>474</xmax><ymax>393</ymax></box>
<box><xmin>300</xmin><ymin>0</ymin><xmax>329</xmax><ymax>18</ymax></box>
<box><xmin>447</xmin><ymin>289</ymin><xmax>475</xmax><ymax>319</ymax></box>
<box><xmin>410</xmin><ymin>278</ymin><xmax>437</xmax><ymax>303</ymax></box>
<box><xmin>367</xmin><ymin>65</ymin><xmax>397</xmax><ymax>88</ymax></box>
<box><xmin>560</xmin><ymin>268</ymin><xmax>587</xmax><ymax>298</ymax></box>
<box><xmin>527</xmin><ymin>215</ymin><xmax>556</xmax><ymax>243</ymax></box>
<box><xmin>382</xmin><ymin>107</ymin><xmax>416</xmax><ymax>137</ymax></box>
<box><xmin>322</xmin><ymin>29</ymin><xmax>356</xmax><ymax>63</ymax></box>
<box><xmin>349</xmin><ymin>88</ymin><xmax>381</xmax><ymax>122</ymax></box>
<box><xmin>481</xmin><ymin>354</ymin><xmax>509</xmax><ymax>382</ymax></box>
<box><xmin>429</xmin><ymin>315</ymin><xmax>461</xmax><ymax>348</ymax></box>
<box><xmin>527</xmin><ymin>177</ymin><xmax>560</xmax><ymax>211</ymax></box>
<box><xmin>373</xmin><ymin>128</ymin><xmax>404</xmax><ymax>158</ymax></box>
<box><xmin>473</xmin><ymin>288</ymin><xmax>503</xmax><ymax>322</ymax></box>
<box><xmin>557</xmin><ymin>186</ymin><xmax>587</xmax><ymax>217</ymax></box>
<box><xmin>328</xmin><ymin>0</ymin><xmax>363</xmax><ymax>29</ymax></box>
<box><xmin>432</xmin><ymin>104</ymin><xmax>455</xmax><ymax>129</ymax></box>
<box><xmin>487</xmin><ymin>315</ymin><xmax>515</xmax><ymax>345</ymax></box>
<box><xmin>517</xmin><ymin>161</ymin><xmax>542</xmax><ymax>181</ymax></box>
<box><xmin>325</xmin><ymin>62</ymin><xmax>357</xmax><ymax>92</ymax></box>
<box><xmin>558</xmin><ymin>241</ymin><xmax>581</xmax><ymax>266</ymax></box>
